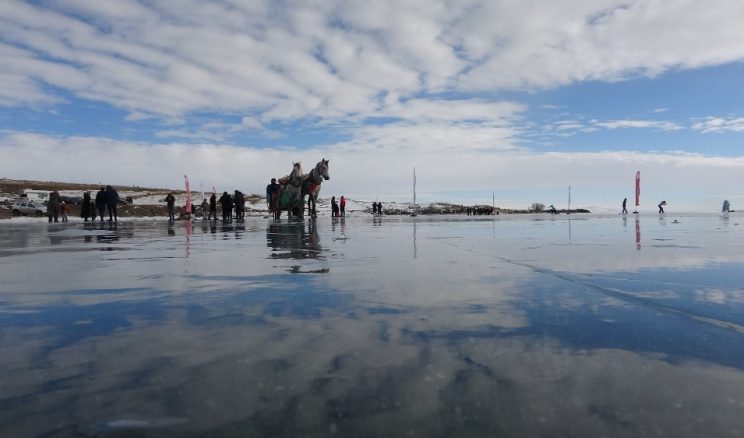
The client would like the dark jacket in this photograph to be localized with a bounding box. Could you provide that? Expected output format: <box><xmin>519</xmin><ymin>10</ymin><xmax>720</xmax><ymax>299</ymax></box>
<box><xmin>234</xmin><ymin>192</ymin><xmax>244</xmax><ymax>208</ymax></box>
<box><xmin>81</xmin><ymin>192</ymin><xmax>92</xmax><ymax>218</ymax></box>
<box><xmin>219</xmin><ymin>192</ymin><xmax>232</xmax><ymax>209</ymax></box>
<box><xmin>95</xmin><ymin>189</ymin><xmax>106</xmax><ymax>208</ymax></box>
<box><xmin>105</xmin><ymin>186</ymin><xmax>119</xmax><ymax>206</ymax></box>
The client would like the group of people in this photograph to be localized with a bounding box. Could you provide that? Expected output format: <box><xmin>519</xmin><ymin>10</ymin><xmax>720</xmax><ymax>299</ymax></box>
<box><xmin>163</xmin><ymin>190</ymin><xmax>248</xmax><ymax>222</ymax></box>
<box><xmin>53</xmin><ymin>185</ymin><xmax>119</xmax><ymax>223</ymax></box>
<box><xmin>85</xmin><ymin>186</ymin><xmax>119</xmax><ymax>222</ymax></box>
<box><xmin>621</xmin><ymin>198</ymin><xmax>668</xmax><ymax>214</ymax></box>
<box><xmin>371</xmin><ymin>201</ymin><xmax>384</xmax><ymax>216</ymax></box>
<box><xmin>466</xmin><ymin>206</ymin><xmax>495</xmax><ymax>216</ymax></box>
<box><xmin>214</xmin><ymin>190</ymin><xmax>246</xmax><ymax>221</ymax></box>
<box><xmin>331</xmin><ymin>196</ymin><xmax>346</xmax><ymax>217</ymax></box>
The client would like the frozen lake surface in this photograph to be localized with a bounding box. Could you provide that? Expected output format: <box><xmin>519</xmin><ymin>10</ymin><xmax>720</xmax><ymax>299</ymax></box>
<box><xmin>1</xmin><ymin>214</ymin><xmax>744</xmax><ymax>437</ymax></box>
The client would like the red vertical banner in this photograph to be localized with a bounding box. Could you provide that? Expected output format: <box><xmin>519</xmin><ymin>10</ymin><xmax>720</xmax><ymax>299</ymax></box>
<box><xmin>184</xmin><ymin>175</ymin><xmax>192</xmax><ymax>214</ymax></box>
<box><xmin>635</xmin><ymin>171</ymin><xmax>640</xmax><ymax>208</ymax></box>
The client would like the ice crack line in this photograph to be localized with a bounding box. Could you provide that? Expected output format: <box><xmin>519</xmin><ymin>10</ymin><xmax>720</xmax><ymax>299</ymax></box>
<box><xmin>438</xmin><ymin>240</ymin><xmax>744</xmax><ymax>335</ymax></box>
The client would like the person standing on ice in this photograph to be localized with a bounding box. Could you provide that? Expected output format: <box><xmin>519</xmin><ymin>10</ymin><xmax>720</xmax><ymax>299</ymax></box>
<box><xmin>47</xmin><ymin>190</ymin><xmax>60</xmax><ymax>223</ymax></box>
<box><xmin>340</xmin><ymin>195</ymin><xmax>346</xmax><ymax>217</ymax></box>
<box><xmin>95</xmin><ymin>188</ymin><xmax>106</xmax><ymax>222</ymax></box>
<box><xmin>165</xmin><ymin>193</ymin><xmax>176</xmax><ymax>221</ymax></box>
<box><xmin>105</xmin><ymin>185</ymin><xmax>119</xmax><ymax>222</ymax></box>
<box><xmin>209</xmin><ymin>193</ymin><xmax>217</xmax><ymax>221</ymax></box>
<box><xmin>266</xmin><ymin>178</ymin><xmax>281</xmax><ymax>215</ymax></box>
<box><xmin>219</xmin><ymin>191</ymin><xmax>231</xmax><ymax>221</ymax></box>
<box><xmin>60</xmin><ymin>201</ymin><xmax>69</xmax><ymax>223</ymax></box>
<box><xmin>722</xmin><ymin>200</ymin><xmax>731</xmax><ymax>212</ymax></box>
<box><xmin>200</xmin><ymin>198</ymin><xmax>208</xmax><ymax>219</ymax></box>
<box><xmin>81</xmin><ymin>191</ymin><xmax>92</xmax><ymax>222</ymax></box>
<box><xmin>622</xmin><ymin>198</ymin><xmax>628</xmax><ymax>215</ymax></box>
<box><xmin>234</xmin><ymin>190</ymin><xmax>245</xmax><ymax>220</ymax></box>
<box><xmin>658</xmin><ymin>200</ymin><xmax>666</xmax><ymax>213</ymax></box>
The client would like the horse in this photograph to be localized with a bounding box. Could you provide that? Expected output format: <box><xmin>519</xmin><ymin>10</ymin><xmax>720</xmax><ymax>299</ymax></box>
<box><xmin>276</xmin><ymin>162</ymin><xmax>304</xmax><ymax>219</ymax></box>
<box><xmin>301</xmin><ymin>159</ymin><xmax>330</xmax><ymax>218</ymax></box>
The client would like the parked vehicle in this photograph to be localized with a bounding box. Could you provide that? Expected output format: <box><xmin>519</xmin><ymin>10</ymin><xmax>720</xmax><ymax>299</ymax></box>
<box><xmin>60</xmin><ymin>195</ymin><xmax>83</xmax><ymax>205</ymax></box>
<box><xmin>12</xmin><ymin>199</ymin><xmax>45</xmax><ymax>216</ymax></box>
<box><xmin>22</xmin><ymin>189</ymin><xmax>50</xmax><ymax>203</ymax></box>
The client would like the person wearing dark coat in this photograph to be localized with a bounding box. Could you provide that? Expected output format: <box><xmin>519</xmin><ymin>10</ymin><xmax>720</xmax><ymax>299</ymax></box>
<box><xmin>331</xmin><ymin>196</ymin><xmax>339</xmax><ymax>217</ymax></box>
<box><xmin>209</xmin><ymin>193</ymin><xmax>217</xmax><ymax>221</ymax></box>
<box><xmin>266</xmin><ymin>178</ymin><xmax>281</xmax><ymax>216</ymax></box>
<box><xmin>47</xmin><ymin>190</ymin><xmax>61</xmax><ymax>223</ymax></box>
<box><xmin>200</xmin><ymin>198</ymin><xmax>209</xmax><ymax>219</ymax></box>
<box><xmin>105</xmin><ymin>185</ymin><xmax>119</xmax><ymax>222</ymax></box>
<box><xmin>219</xmin><ymin>191</ymin><xmax>231</xmax><ymax>221</ymax></box>
<box><xmin>80</xmin><ymin>191</ymin><xmax>93</xmax><ymax>222</ymax></box>
<box><xmin>234</xmin><ymin>190</ymin><xmax>245</xmax><ymax>220</ymax></box>
<box><xmin>95</xmin><ymin>188</ymin><xmax>106</xmax><ymax>222</ymax></box>
<box><xmin>165</xmin><ymin>193</ymin><xmax>176</xmax><ymax>221</ymax></box>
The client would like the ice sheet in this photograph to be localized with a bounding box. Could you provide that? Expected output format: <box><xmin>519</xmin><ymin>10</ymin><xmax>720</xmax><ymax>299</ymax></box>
<box><xmin>1</xmin><ymin>213</ymin><xmax>744</xmax><ymax>436</ymax></box>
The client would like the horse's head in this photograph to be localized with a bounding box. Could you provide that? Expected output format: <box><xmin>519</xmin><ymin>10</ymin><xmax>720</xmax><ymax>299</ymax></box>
<box><xmin>318</xmin><ymin>158</ymin><xmax>330</xmax><ymax>181</ymax></box>
<box><xmin>289</xmin><ymin>162</ymin><xmax>303</xmax><ymax>186</ymax></box>
<box><xmin>291</xmin><ymin>161</ymin><xmax>303</xmax><ymax>177</ymax></box>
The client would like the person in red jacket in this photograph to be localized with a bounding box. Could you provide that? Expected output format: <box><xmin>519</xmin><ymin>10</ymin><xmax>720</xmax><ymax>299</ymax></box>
<box><xmin>339</xmin><ymin>196</ymin><xmax>346</xmax><ymax>217</ymax></box>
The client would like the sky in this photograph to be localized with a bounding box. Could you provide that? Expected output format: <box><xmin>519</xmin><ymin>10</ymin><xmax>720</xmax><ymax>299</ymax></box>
<box><xmin>1</xmin><ymin>0</ymin><xmax>744</xmax><ymax>211</ymax></box>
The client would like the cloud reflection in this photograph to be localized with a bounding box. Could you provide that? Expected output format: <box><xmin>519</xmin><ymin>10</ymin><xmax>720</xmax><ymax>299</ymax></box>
<box><xmin>2</xmin><ymin>217</ymin><xmax>744</xmax><ymax>436</ymax></box>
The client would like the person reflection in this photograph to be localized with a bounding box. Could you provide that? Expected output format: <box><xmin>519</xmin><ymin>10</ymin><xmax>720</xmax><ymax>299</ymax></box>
<box><xmin>266</xmin><ymin>220</ymin><xmax>322</xmax><ymax>259</ymax></box>
<box><xmin>220</xmin><ymin>222</ymin><xmax>233</xmax><ymax>240</ymax></box>
<box><xmin>235</xmin><ymin>223</ymin><xmax>245</xmax><ymax>239</ymax></box>
<box><xmin>96</xmin><ymin>223</ymin><xmax>120</xmax><ymax>245</ymax></box>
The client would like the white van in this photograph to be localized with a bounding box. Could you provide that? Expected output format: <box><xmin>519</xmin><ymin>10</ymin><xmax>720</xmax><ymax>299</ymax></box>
<box><xmin>23</xmin><ymin>189</ymin><xmax>51</xmax><ymax>202</ymax></box>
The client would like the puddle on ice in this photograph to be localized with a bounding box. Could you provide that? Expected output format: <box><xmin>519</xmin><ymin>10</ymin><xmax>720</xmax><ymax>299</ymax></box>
<box><xmin>1</xmin><ymin>213</ymin><xmax>744</xmax><ymax>437</ymax></box>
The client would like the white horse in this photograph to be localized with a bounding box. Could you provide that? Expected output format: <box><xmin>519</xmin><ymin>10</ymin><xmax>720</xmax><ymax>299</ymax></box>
<box><xmin>302</xmin><ymin>159</ymin><xmax>330</xmax><ymax>218</ymax></box>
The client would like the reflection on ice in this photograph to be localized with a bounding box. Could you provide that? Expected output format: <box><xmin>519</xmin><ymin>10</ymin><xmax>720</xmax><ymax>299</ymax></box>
<box><xmin>1</xmin><ymin>214</ymin><xmax>744</xmax><ymax>436</ymax></box>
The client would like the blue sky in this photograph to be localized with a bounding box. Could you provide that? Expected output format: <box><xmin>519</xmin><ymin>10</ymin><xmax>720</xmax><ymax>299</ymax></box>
<box><xmin>1</xmin><ymin>0</ymin><xmax>744</xmax><ymax>210</ymax></box>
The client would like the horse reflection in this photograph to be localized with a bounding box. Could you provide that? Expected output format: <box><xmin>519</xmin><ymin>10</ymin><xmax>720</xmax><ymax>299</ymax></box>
<box><xmin>266</xmin><ymin>219</ymin><xmax>322</xmax><ymax>259</ymax></box>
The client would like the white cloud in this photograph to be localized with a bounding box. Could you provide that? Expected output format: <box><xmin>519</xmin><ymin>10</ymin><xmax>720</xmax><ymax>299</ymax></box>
<box><xmin>2</xmin><ymin>131</ymin><xmax>743</xmax><ymax>211</ymax></box>
<box><xmin>594</xmin><ymin>119</ymin><xmax>683</xmax><ymax>131</ymax></box>
<box><xmin>1</xmin><ymin>0</ymin><xmax>744</xmax><ymax>122</ymax></box>
<box><xmin>691</xmin><ymin>116</ymin><xmax>744</xmax><ymax>133</ymax></box>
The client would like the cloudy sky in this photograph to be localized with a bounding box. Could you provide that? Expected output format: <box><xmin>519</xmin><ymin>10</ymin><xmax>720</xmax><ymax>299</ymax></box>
<box><xmin>1</xmin><ymin>0</ymin><xmax>744</xmax><ymax>210</ymax></box>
